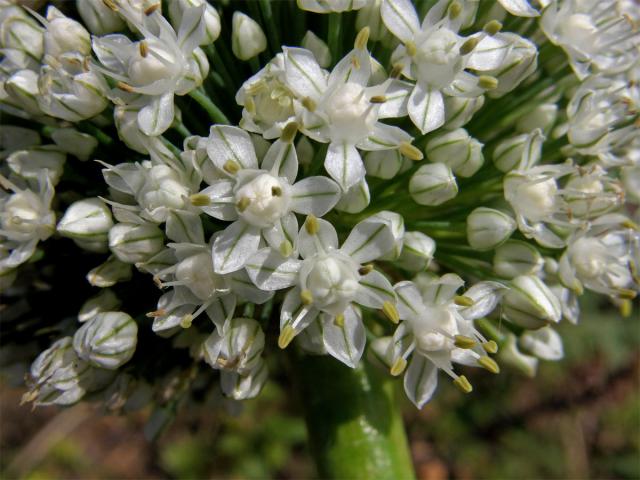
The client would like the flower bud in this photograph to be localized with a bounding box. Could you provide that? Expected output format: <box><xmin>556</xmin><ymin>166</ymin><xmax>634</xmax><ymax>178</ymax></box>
<box><xmin>6</xmin><ymin>147</ymin><xmax>66</xmax><ymax>186</ymax></box>
<box><xmin>397</xmin><ymin>232</ymin><xmax>436</xmax><ymax>272</ymax></box>
<box><xmin>87</xmin><ymin>256</ymin><xmax>133</xmax><ymax>288</ymax></box>
<box><xmin>364</xmin><ymin>149</ymin><xmax>403</xmax><ymax>179</ymax></box>
<box><xmin>302</xmin><ymin>30</ymin><xmax>331</xmax><ymax>68</ymax></box>
<box><xmin>5</xmin><ymin>69</ymin><xmax>41</xmax><ymax>114</ymax></box>
<box><xmin>114</xmin><ymin>105</ymin><xmax>150</xmax><ymax>154</ymax></box>
<box><xmin>0</xmin><ymin>126</ymin><xmax>40</xmax><ymax>159</ymax></box>
<box><xmin>483</xmin><ymin>33</ymin><xmax>537</xmax><ymax>98</ymax></box>
<box><xmin>50</xmin><ymin>128</ymin><xmax>99</xmax><ymax>161</ymax></box>
<box><xmin>108</xmin><ymin>222</ymin><xmax>164</xmax><ymax>264</ymax></box>
<box><xmin>443</xmin><ymin>95</ymin><xmax>484</xmax><ymax>130</ymax></box>
<box><xmin>519</xmin><ymin>326</ymin><xmax>564</xmax><ymax>361</ymax></box>
<box><xmin>409</xmin><ymin>163</ymin><xmax>458</xmax><ymax>206</ymax></box>
<box><xmin>492</xmin><ymin>129</ymin><xmax>543</xmax><ymax>172</ymax></box>
<box><xmin>203</xmin><ymin>318</ymin><xmax>265</xmax><ymax>374</ymax></box>
<box><xmin>622</xmin><ymin>166</ymin><xmax>640</xmax><ymax>203</ymax></box>
<box><xmin>75</xmin><ymin>0</ymin><xmax>125</xmax><ymax>35</ymax></box>
<box><xmin>57</xmin><ymin>197</ymin><xmax>114</xmax><ymax>243</ymax></box>
<box><xmin>493</xmin><ymin>240</ymin><xmax>543</xmax><ymax>278</ymax></box>
<box><xmin>43</xmin><ymin>6</ymin><xmax>91</xmax><ymax>57</ymax></box>
<box><xmin>369</xmin><ymin>211</ymin><xmax>405</xmax><ymax>260</ymax></box>
<box><xmin>73</xmin><ymin>311</ymin><xmax>138</xmax><ymax>369</ymax></box>
<box><xmin>355</xmin><ymin>0</ymin><xmax>390</xmax><ymax>42</ymax></box>
<box><xmin>516</xmin><ymin>103</ymin><xmax>558</xmax><ymax>134</ymax></box>
<box><xmin>136</xmin><ymin>164</ymin><xmax>190</xmax><ymax>222</ymax></box>
<box><xmin>466</xmin><ymin>207</ymin><xmax>516</xmax><ymax>251</ymax></box>
<box><xmin>168</xmin><ymin>0</ymin><xmax>221</xmax><ymax>44</ymax></box>
<box><xmin>78</xmin><ymin>289</ymin><xmax>121</xmax><ymax>323</ymax></box>
<box><xmin>220</xmin><ymin>361</ymin><xmax>268</xmax><ymax>400</ymax></box>
<box><xmin>0</xmin><ymin>5</ymin><xmax>44</xmax><ymax>60</ymax></box>
<box><xmin>503</xmin><ymin>275</ymin><xmax>562</xmax><ymax>329</ymax></box>
<box><xmin>498</xmin><ymin>333</ymin><xmax>538</xmax><ymax>377</ymax></box>
<box><xmin>231</xmin><ymin>12</ymin><xmax>267</xmax><ymax>61</ymax></box>
<box><xmin>335</xmin><ymin>179</ymin><xmax>370</xmax><ymax>213</ymax></box>
<box><xmin>426</xmin><ymin>129</ymin><xmax>484</xmax><ymax>177</ymax></box>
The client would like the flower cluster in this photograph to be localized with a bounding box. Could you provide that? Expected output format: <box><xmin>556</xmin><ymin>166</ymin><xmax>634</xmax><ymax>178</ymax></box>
<box><xmin>1</xmin><ymin>0</ymin><xmax>638</xmax><ymax>412</ymax></box>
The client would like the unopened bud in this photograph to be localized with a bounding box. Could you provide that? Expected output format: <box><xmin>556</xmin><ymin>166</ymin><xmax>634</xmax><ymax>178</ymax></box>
<box><xmin>302</xmin><ymin>30</ymin><xmax>331</xmax><ymax>68</ymax></box>
<box><xmin>466</xmin><ymin>207</ymin><xmax>516</xmax><ymax>251</ymax></box>
<box><xmin>426</xmin><ymin>129</ymin><xmax>483</xmax><ymax>177</ymax></box>
<box><xmin>231</xmin><ymin>12</ymin><xmax>267</xmax><ymax>60</ymax></box>
<box><xmin>409</xmin><ymin>163</ymin><xmax>458</xmax><ymax>206</ymax></box>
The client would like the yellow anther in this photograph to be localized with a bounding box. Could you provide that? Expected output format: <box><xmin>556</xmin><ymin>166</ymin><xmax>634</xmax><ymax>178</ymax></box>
<box><xmin>116</xmin><ymin>81</ymin><xmax>135</xmax><ymax>93</ymax></box>
<box><xmin>390</xmin><ymin>357</ymin><xmax>407</xmax><ymax>376</ymax></box>
<box><xmin>102</xmin><ymin>0</ymin><xmax>118</xmax><ymax>11</ymax></box>
<box><xmin>459</xmin><ymin>37</ymin><xmax>479</xmax><ymax>55</ymax></box>
<box><xmin>302</xmin><ymin>96</ymin><xmax>317</xmax><ymax>112</ymax></box>
<box><xmin>622</xmin><ymin>219</ymin><xmax>639</xmax><ymax>230</ymax></box>
<box><xmin>454</xmin><ymin>295</ymin><xmax>475</xmax><ymax>307</ymax></box>
<box><xmin>390</xmin><ymin>63</ymin><xmax>404</xmax><ymax>78</ymax></box>
<box><xmin>236</xmin><ymin>197</ymin><xmax>251</xmax><ymax>212</ymax></box>
<box><xmin>479</xmin><ymin>75</ymin><xmax>499</xmax><ymax>90</ymax></box>
<box><xmin>454</xmin><ymin>335</ymin><xmax>476</xmax><ymax>349</ymax></box>
<box><xmin>300</xmin><ymin>289</ymin><xmax>314</xmax><ymax>305</ymax></box>
<box><xmin>139</xmin><ymin>40</ymin><xmax>148</xmax><ymax>57</ymax></box>
<box><xmin>271</xmin><ymin>186</ymin><xmax>282</xmax><ymax>196</ymax></box>
<box><xmin>399</xmin><ymin>142</ymin><xmax>424</xmax><ymax>161</ymax></box>
<box><xmin>483</xmin><ymin>20</ymin><xmax>503</xmax><ymax>35</ymax></box>
<box><xmin>619</xmin><ymin>299</ymin><xmax>632</xmax><ymax>318</ymax></box>
<box><xmin>144</xmin><ymin>3</ymin><xmax>160</xmax><ymax>15</ymax></box>
<box><xmin>453</xmin><ymin>375</ymin><xmax>473</xmax><ymax>393</ymax></box>
<box><xmin>189</xmin><ymin>193</ymin><xmax>211</xmax><ymax>206</ymax></box>
<box><xmin>482</xmin><ymin>340</ymin><xmax>498</xmax><ymax>354</ymax></box>
<box><xmin>246</xmin><ymin>80</ymin><xmax>266</xmax><ymax>96</ymax></box>
<box><xmin>280</xmin><ymin>240</ymin><xmax>293</xmax><ymax>257</ymax></box>
<box><xmin>358</xmin><ymin>264</ymin><xmax>374</xmax><ymax>275</ymax></box>
<box><xmin>618</xmin><ymin>288</ymin><xmax>637</xmax><ymax>300</ymax></box>
<box><xmin>405</xmin><ymin>41</ymin><xmax>417</xmax><ymax>57</ymax></box>
<box><xmin>305</xmin><ymin>214</ymin><xmax>319</xmax><ymax>235</ymax></box>
<box><xmin>334</xmin><ymin>314</ymin><xmax>345</xmax><ymax>327</ymax></box>
<box><xmin>355</xmin><ymin>27</ymin><xmax>370</xmax><ymax>50</ymax></box>
<box><xmin>448</xmin><ymin>1</ymin><xmax>462</xmax><ymax>19</ymax></box>
<box><xmin>278</xmin><ymin>325</ymin><xmax>296</xmax><ymax>349</ymax></box>
<box><xmin>478</xmin><ymin>356</ymin><xmax>500</xmax><ymax>374</ymax></box>
<box><xmin>281</xmin><ymin>122</ymin><xmax>299</xmax><ymax>143</ymax></box>
<box><xmin>180</xmin><ymin>314</ymin><xmax>193</xmax><ymax>329</ymax></box>
<box><xmin>369</xmin><ymin>95</ymin><xmax>387</xmax><ymax>104</ymax></box>
<box><xmin>223</xmin><ymin>159</ymin><xmax>241</xmax><ymax>174</ymax></box>
<box><xmin>382</xmin><ymin>301</ymin><xmax>400</xmax><ymax>324</ymax></box>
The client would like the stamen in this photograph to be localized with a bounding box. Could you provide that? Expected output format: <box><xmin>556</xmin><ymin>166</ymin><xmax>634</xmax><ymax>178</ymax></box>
<box><xmin>482</xmin><ymin>340</ymin><xmax>498</xmax><ymax>354</ymax></box>
<box><xmin>144</xmin><ymin>3</ymin><xmax>160</xmax><ymax>15</ymax></box>
<box><xmin>116</xmin><ymin>81</ymin><xmax>135</xmax><ymax>93</ymax></box>
<box><xmin>478</xmin><ymin>75</ymin><xmax>498</xmax><ymax>90</ymax></box>
<box><xmin>399</xmin><ymin>142</ymin><xmax>423</xmax><ymax>161</ymax></box>
<box><xmin>405</xmin><ymin>41</ymin><xmax>417</xmax><ymax>57</ymax></box>
<box><xmin>459</xmin><ymin>37</ymin><xmax>479</xmax><ymax>55</ymax></box>
<box><xmin>280</xmin><ymin>240</ymin><xmax>293</xmax><ymax>257</ymax></box>
<box><xmin>302</xmin><ymin>97</ymin><xmax>317</xmax><ymax>112</ymax></box>
<box><xmin>454</xmin><ymin>335</ymin><xmax>476</xmax><ymax>349</ymax></box>
<box><xmin>180</xmin><ymin>315</ymin><xmax>193</xmax><ymax>329</ymax></box>
<box><xmin>369</xmin><ymin>95</ymin><xmax>387</xmax><ymax>104</ymax></box>
<box><xmin>382</xmin><ymin>301</ymin><xmax>400</xmax><ymax>324</ymax></box>
<box><xmin>102</xmin><ymin>0</ymin><xmax>118</xmax><ymax>11</ymax></box>
<box><xmin>454</xmin><ymin>295</ymin><xmax>475</xmax><ymax>307</ymax></box>
<box><xmin>190</xmin><ymin>193</ymin><xmax>211</xmax><ymax>206</ymax></box>
<box><xmin>358</xmin><ymin>264</ymin><xmax>374</xmax><ymax>275</ymax></box>
<box><xmin>139</xmin><ymin>41</ymin><xmax>148</xmax><ymax>57</ymax></box>
<box><xmin>483</xmin><ymin>20</ymin><xmax>502</xmax><ymax>35</ymax></box>
<box><xmin>305</xmin><ymin>214</ymin><xmax>319</xmax><ymax>235</ymax></box>
<box><xmin>334</xmin><ymin>314</ymin><xmax>345</xmax><ymax>327</ymax></box>
<box><xmin>223</xmin><ymin>159</ymin><xmax>241</xmax><ymax>174</ymax></box>
<box><xmin>146</xmin><ymin>309</ymin><xmax>167</xmax><ymax>318</ymax></box>
<box><xmin>271</xmin><ymin>186</ymin><xmax>282</xmax><ymax>196</ymax></box>
<box><xmin>236</xmin><ymin>197</ymin><xmax>251</xmax><ymax>212</ymax></box>
<box><xmin>278</xmin><ymin>325</ymin><xmax>296</xmax><ymax>349</ymax></box>
<box><xmin>390</xmin><ymin>63</ymin><xmax>404</xmax><ymax>78</ymax></box>
<box><xmin>478</xmin><ymin>356</ymin><xmax>500</xmax><ymax>374</ymax></box>
<box><xmin>281</xmin><ymin>122</ymin><xmax>298</xmax><ymax>143</ymax></box>
<box><xmin>453</xmin><ymin>375</ymin><xmax>473</xmax><ymax>393</ymax></box>
<box><xmin>300</xmin><ymin>289</ymin><xmax>314</xmax><ymax>305</ymax></box>
<box><xmin>390</xmin><ymin>357</ymin><xmax>407</xmax><ymax>376</ymax></box>
<box><xmin>448</xmin><ymin>1</ymin><xmax>462</xmax><ymax>19</ymax></box>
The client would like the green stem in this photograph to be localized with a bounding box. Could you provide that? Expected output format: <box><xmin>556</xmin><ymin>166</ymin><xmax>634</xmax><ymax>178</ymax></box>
<box><xmin>327</xmin><ymin>13</ymin><xmax>342</xmax><ymax>64</ymax></box>
<box><xmin>188</xmin><ymin>88</ymin><xmax>230</xmax><ymax>124</ymax></box>
<box><xmin>293</xmin><ymin>354</ymin><xmax>416</xmax><ymax>480</ymax></box>
<box><xmin>259</xmin><ymin>0</ymin><xmax>281</xmax><ymax>54</ymax></box>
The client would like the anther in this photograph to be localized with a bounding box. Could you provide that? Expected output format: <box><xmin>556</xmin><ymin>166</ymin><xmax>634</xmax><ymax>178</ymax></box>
<box><xmin>478</xmin><ymin>356</ymin><xmax>500</xmax><ymax>374</ymax></box>
<box><xmin>302</xmin><ymin>97</ymin><xmax>317</xmax><ymax>112</ymax></box>
<box><xmin>369</xmin><ymin>95</ymin><xmax>387</xmax><ymax>104</ymax></box>
<box><xmin>102</xmin><ymin>0</ymin><xmax>118</xmax><ymax>11</ymax></box>
<box><xmin>382</xmin><ymin>301</ymin><xmax>400</xmax><ymax>324</ymax></box>
<box><xmin>483</xmin><ymin>20</ymin><xmax>503</xmax><ymax>35</ymax></box>
<box><xmin>223</xmin><ymin>159</ymin><xmax>240</xmax><ymax>174</ymax></box>
<box><xmin>405</xmin><ymin>41</ymin><xmax>417</xmax><ymax>57</ymax></box>
<box><xmin>355</xmin><ymin>27</ymin><xmax>370</xmax><ymax>50</ymax></box>
<box><xmin>454</xmin><ymin>295</ymin><xmax>475</xmax><ymax>307</ymax></box>
<box><xmin>190</xmin><ymin>193</ymin><xmax>211</xmax><ymax>206</ymax></box>
<box><xmin>459</xmin><ymin>37</ymin><xmax>479</xmax><ymax>55</ymax></box>
<box><xmin>334</xmin><ymin>314</ymin><xmax>345</xmax><ymax>327</ymax></box>
<box><xmin>448</xmin><ymin>1</ymin><xmax>462</xmax><ymax>19</ymax></box>
<box><xmin>280</xmin><ymin>240</ymin><xmax>293</xmax><ymax>257</ymax></box>
<box><xmin>305</xmin><ymin>214</ymin><xmax>319</xmax><ymax>235</ymax></box>
<box><xmin>271</xmin><ymin>186</ymin><xmax>282</xmax><ymax>196</ymax></box>
<box><xmin>281</xmin><ymin>122</ymin><xmax>298</xmax><ymax>143</ymax></box>
<box><xmin>358</xmin><ymin>264</ymin><xmax>374</xmax><ymax>275</ymax></box>
<box><xmin>139</xmin><ymin>41</ymin><xmax>148</xmax><ymax>57</ymax></box>
<box><xmin>478</xmin><ymin>75</ymin><xmax>499</xmax><ymax>90</ymax></box>
<box><xmin>390</xmin><ymin>63</ymin><xmax>404</xmax><ymax>78</ymax></box>
<box><xmin>399</xmin><ymin>142</ymin><xmax>423</xmax><ymax>161</ymax></box>
<box><xmin>146</xmin><ymin>309</ymin><xmax>167</xmax><ymax>318</ymax></box>
<box><xmin>245</xmin><ymin>97</ymin><xmax>256</xmax><ymax>114</ymax></box>
<box><xmin>300</xmin><ymin>289</ymin><xmax>314</xmax><ymax>306</ymax></box>
<box><xmin>180</xmin><ymin>314</ymin><xmax>193</xmax><ymax>329</ymax></box>
<box><xmin>453</xmin><ymin>375</ymin><xmax>473</xmax><ymax>393</ymax></box>
<box><xmin>454</xmin><ymin>335</ymin><xmax>476</xmax><ymax>349</ymax></box>
<box><xmin>117</xmin><ymin>81</ymin><xmax>135</xmax><ymax>93</ymax></box>
<box><xmin>619</xmin><ymin>299</ymin><xmax>632</xmax><ymax>318</ymax></box>
<box><xmin>144</xmin><ymin>3</ymin><xmax>160</xmax><ymax>15</ymax></box>
<box><xmin>390</xmin><ymin>357</ymin><xmax>407</xmax><ymax>376</ymax></box>
<box><xmin>278</xmin><ymin>325</ymin><xmax>296</xmax><ymax>349</ymax></box>
<box><xmin>236</xmin><ymin>197</ymin><xmax>251</xmax><ymax>212</ymax></box>
<box><xmin>482</xmin><ymin>340</ymin><xmax>498</xmax><ymax>354</ymax></box>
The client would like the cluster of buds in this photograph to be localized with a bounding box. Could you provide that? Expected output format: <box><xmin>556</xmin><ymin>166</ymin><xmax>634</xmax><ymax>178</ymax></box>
<box><xmin>0</xmin><ymin>0</ymin><xmax>637</xmax><ymax>412</ymax></box>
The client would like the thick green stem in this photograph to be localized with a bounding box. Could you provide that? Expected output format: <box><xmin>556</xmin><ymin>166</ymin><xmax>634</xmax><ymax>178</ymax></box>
<box><xmin>294</xmin><ymin>354</ymin><xmax>416</xmax><ymax>480</ymax></box>
<box><xmin>188</xmin><ymin>88</ymin><xmax>230</xmax><ymax>125</ymax></box>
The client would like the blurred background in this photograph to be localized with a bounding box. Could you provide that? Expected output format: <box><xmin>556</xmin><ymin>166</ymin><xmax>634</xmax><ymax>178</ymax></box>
<box><xmin>1</xmin><ymin>294</ymin><xmax>638</xmax><ymax>480</ymax></box>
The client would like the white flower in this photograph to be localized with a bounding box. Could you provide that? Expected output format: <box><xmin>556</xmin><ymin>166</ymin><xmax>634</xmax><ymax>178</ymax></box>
<box><xmin>520</xmin><ymin>326</ymin><xmax>564</xmax><ymax>361</ymax></box>
<box><xmin>497</xmin><ymin>0</ymin><xmax>544</xmax><ymax>17</ymax></box>
<box><xmin>502</xmin><ymin>274</ymin><xmax>562</xmax><ymax>328</ymax></box>
<box><xmin>426</xmin><ymin>128</ymin><xmax>484</xmax><ymax>177</ymax></box>
<box><xmin>108</xmin><ymin>221</ymin><xmax>164</xmax><ymax>264</ymax></box>
<box><xmin>282</xmin><ymin>39</ymin><xmax>413</xmax><ymax>190</ymax></box>
<box><xmin>231</xmin><ymin>12</ymin><xmax>267</xmax><ymax>61</ymax></box>
<box><xmin>197</xmin><ymin>125</ymin><xmax>341</xmax><ymax>274</ymax></box>
<box><xmin>75</xmin><ymin>0</ymin><xmax>126</xmax><ymax>35</ymax></box>
<box><xmin>0</xmin><ymin>2</ymin><xmax>44</xmax><ymax>66</ymax></box>
<box><xmin>380</xmin><ymin>0</ymin><xmax>510</xmax><ymax>133</ymax></box>
<box><xmin>409</xmin><ymin>163</ymin><xmax>458</xmax><ymax>206</ymax></box>
<box><xmin>49</xmin><ymin>128</ymin><xmax>99</xmax><ymax>161</ymax></box>
<box><xmin>493</xmin><ymin>128</ymin><xmax>544</xmax><ymax>172</ymax></box>
<box><xmin>493</xmin><ymin>240</ymin><xmax>544</xmax><ymax>278</ymax></box>
<box><xmin>78</xmin><ymin>289</ymin><xmax>122</xmax><ymax>323</ymax></box>
<box><xmin>87</xmin><ymin>255</ymin><xmax>133</xmax><ymax>288</ymax></box>
<box><xmin>558</xmin><ymin>214</ymin><xmax>639</xmax><ymax>299</ymax></box>
<box><xmin>57</xmin><ymin>197</ymin><xmax>114</xmax><ymax>244</ymax></box>
<box><xmin>396</xmin><ymin>231</ymin><xmax>436</xmax><ymax>272</ymax></box>
<box><xmin>302</xmin><ymin>30</ymin><xmax>332</xmax><ymax>68</ymax></box>
<box><xmin>92</xmin><ymin>3</ymin><xmax>210</xmax><ymax>136</ymax></box>
<box><xmin>466</xmin><ymin>207</ymin><xmax>516</xmax><ymax>251</ymax></box>
<box><xmin>246</xmin><ymin>214</ymin><xmax>398</xmax><ymax>367</ymax></box>
<box><xmin>37</xmin><ymin>6</ymin><xmax>91</xmax><ymax>58</ymax></box>
<box><xmin>378</xmin><ymin>277</ymin><xmax>504</xmax><ymax>408</ymax></box>
<box><xmin>6</xmin><ymin>146</ymin><xmax>65</xmax><ymax>186</ymax></box>
<box><xmin>168</xmin><ymin>0</ymin><xmax>220</xmax><ymax>45</ymax></box>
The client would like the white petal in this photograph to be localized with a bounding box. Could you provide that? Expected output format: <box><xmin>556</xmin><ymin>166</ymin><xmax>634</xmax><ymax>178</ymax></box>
<box><xmin>212</xmin><ymin>220</ymin><xmax>261</xmax><ymax>274</ymax></box>
<box><xmin>498</xmin><ymin>0</ymin><xmax>539</xmax><ymax>17</ymax></box>
<box><xmin>378</xmin><ymin>80</ymin><xmax>413</xmax><ymax>119</ymax></box>
<box><xmin>466</xmin><ymin>34</ymin><xmax>511</xmax><ymax>71</ymax></box>
<box><xmin>520</xmin><ymin>326</ymin><xmax>563</xmax><ymax>360</ymax></box>
<box><xmin>335</xmin><ymin>179</ymin><xmax>370</xmax><ymax>213</ymax></box>
<box><xmin>380</xmin><ymin>0</ymin><xmax>420</xmax><ymax>43</ymax></box>
<box><xmin>246</xmin><ymin>248</ymin><xmax>302</xmax><ymax>291</ymax></box>
<box><xmin>459</xmin><ymin>281</ymin><xmax>508</xmax><ymax>320</ymax></box>
<box><xmin>394</xmin><ymin>281</ymin><xmax>424</xmax><ymax>320</ymax></box>
<box><xmin>263</xmin><ymin>213</ymin><xmax>299</xmax><ymax>253</ymax></box>
<box><xmin>340</xmin><ymin>216</ymin><xmax>396</xmax><ymax>264</ymax></box>
<box><xmin>280</xmin><ymin>286</ymin><xmax>318</xmax><ymax>333</ymax></box>
<box><xmin>261</xmin><ymin>139</ymin><xmax>298</xmax><ymax>184</ymax></box>
<box><xmin>325</xmin><ymin>142</ymin><xmax>365</xmax><ymax>191</ymax></box>
<box><xmin>355</xmin><ymin>270</ymin><xmax>395</xmax><ymax>308</ymax></box>
<box><xmin>283</xmin><ymin>47</ymin><xmax>327</xmax><ymax>100</ymax></box>
<box><xmin>298</xmin><ymin>217</ymin><xmax>339</xmax><ymax>259</ymax></box>
<box><xmin>207</xmin><ymin>125</ymin><xmax>258</xmax><ymax>171</ymax></box>
<box><xmin>408</xmin><ymin>84</ymin><xmax>444</xmax><ymax>134</ymax></box>
<box><xmin>205</xmin><ymin>294</ymin><xmax>236</xmax><ymax>333</ymax></box>
<box><xmin>322</xmin><ymin>307</ymin><xmax>365</xmax><ymax>368</ymax></box>
<box><xmin>138</xmin><ymin>93</ymin><xmax>174</xmax><ymax>136</ymax></box>
<box><xmin>290</xmin><ymin>176</ymin><xmax>341</xmax><ymax>216</ymax></box>
<box><xmin>177</xmin><ymin>4</ymin><xmax>207</xmax><ymax>53</ymax></box>
<box><xmin>328</xmin><ymin>48</ymin><xmax>371</xmax><ymax>88</ymax></box>
<box><xmin>199</xmin><ymin>180</ymin><xmax>238</xmax><ymax>221</ymax></box>
<box><xmin>403</xmin><ymin>355</ymin><xmax>438</xmax><ymax>409</ymax></box>
<box><xmin>165</xmin><ymin>211</ymin><xmax>205</xmax><ymax>244</ymax></box>
<box><xmin>358</xmin><ymin>123</ymin><xmax>412</xmax><ymax>151</ymax></box>
<box><xmin>229</xmin><ymin>269</ymin><xmax>275</xmax><ymax>304</ymax></box>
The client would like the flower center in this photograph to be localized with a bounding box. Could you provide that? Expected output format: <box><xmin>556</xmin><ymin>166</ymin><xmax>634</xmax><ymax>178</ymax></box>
<box><xmin>514</xmin><ymin>176</ymin><xmax>558</xmax><ymax>222</ymax></box>
<box><xmin>559</xmin><ymin>14</ymin><xmax>598</xmax><ymax>53</ymax></box>
<box><xmin>3</xmin><ymin>191</ymin><xmax>42</xmax><ymax>235</ymax></box>
<box><xmin>234</xmin><ymin>173</ymin><xmax>290</xmax><ymax>227</ymax></box>
<box><xmin>301</xmin><ymin>253</ymin><xmax>360</xmax><ymax>315</ymax></box>
<box><xmin>138</xmin><ymin>165</ymin><xmax>189</xmax><ymax>222</ymax></box>
<box><xmin>571</xmin><ymin>237</ymin><xmax>607</xmax><ymax>279</ymax></box>
<box><xmin>414</xmin><ymin>28</ymin><xmax>460</xmax><ymax>88</ymax></box>
<box><xmin>411</xmin><ymin>306</ymin><xmax>457</xmax><ymax>353</ymax></box>
<box><xmin>325</xmin><ymin>82</ymin><xmax>377</xmax><ymax>142</ymax></box>
<box><xmin>175</xmin><ymin>252</ymin><xmax>223</xmax><ymax>300</ymax></box>
<box><xmin>128</xmin><ymin>40</ymin><xmax>177</xmax><ymax>85</ymax></box>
